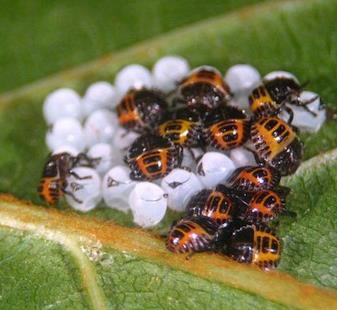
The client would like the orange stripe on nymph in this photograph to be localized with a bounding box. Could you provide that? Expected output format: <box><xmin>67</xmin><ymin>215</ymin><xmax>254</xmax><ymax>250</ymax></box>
<box><xmin>117</xmin><ymin>95</ymin><xmax>142</xmax><ymax>125</ymax></box>
<box><xmin>210</xmin><ymin>119</ymin><xmax>246</xmax><ymax>149</ymax></box>
<box><xmin>135</xmin><ymin>148</ymin><xmax>169</xmax><ymax>178</ymax></box>
<box><xmin>38</xmin><ymin>177</ymin><xmax>62</xmax><ymax>205</ymax></box>
<box><xmin>249</xmin><ymin>86</ymin><xmax>276</xmax><ymax>114</ymax></box>
<box><xmin>252</xmin><ymin>227</ymin><xmax>280</xmax><ymax>264</ymax></box>
<box><xmin>182</xmin><ymin>70</ymin><xmax>229</xmax><ymax>95</ymax></box>
<box><xmin>254</xmin><ymin>117</ymin><xmax>296</xmax><ymax>160</ymax></box>
<box><xmin>158</xmin><ymin>120</ymin><xmax>193</xmax><ymax>145</ymax></box>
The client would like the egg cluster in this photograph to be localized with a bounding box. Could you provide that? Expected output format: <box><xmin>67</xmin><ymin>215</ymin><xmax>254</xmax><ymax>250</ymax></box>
<box><xmin>39</xmin><ymin>56</ymin><xmax>326</xmax><ymax>267</ymax></box>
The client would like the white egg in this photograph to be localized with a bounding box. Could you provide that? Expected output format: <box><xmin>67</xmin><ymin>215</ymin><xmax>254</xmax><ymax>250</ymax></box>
<box><xmin>279</xmin><ymin>91</ymin><xmax>326</xmax><ymax>133</ymax></box>
<box><xmin>228</xmin><ymin>94</ymin><xmax>252</xmax><ymax>114</ymax></box>
<box><xmin>129</xmin><ymin>182</ymin><xmax>167</xmax><ymax>228</ymax></box>
<box><xmin>196</xmin><ymin>152</ymin><xmax>236</xmax><ymax>188</ymax></box>
<box><xmin>113</xmin><ymin>127</ymin><xmax>140</xmax><ymax>151</ymax></box>
<box><xmin>102</xmin><ymin>166</ymin><xmax>136</xmax><ymax>212</ymax></box>
<box><xmin>194</xmin><ymin>65</ymin><xmax>220</xmax><ymax>72</ymax></box>
<box><xmin>115</xmin><ymin>64</ymin><xmax>153</xmax><ymax>96</ymax></box>
<box><xmin>43</xmin><ymin>88</ymin><xmax>82</xmax><ymax>125</ymax></box>
<box><xmin>65</xmin><ymin>167</ymin><xmax>102</xmax><ymax>212</ymax></box>
<box><xmin>52</xmin><ymin>145</ymin><xmax>80</xmax><ymax>157</ymax></box>
<box><xmin>46</xmin><ymin>117</ymin><xmax>86</xmax><ymax>152</ymax></box>
<box><xmin>161</xmin><ymin>168</ymin><xmax>203</xmax><ymax>212</ymax></box>
<box><xmin>263</xmin><ymin>71</ymin><xmax>299</xmax><ymax>84</ymax></box>
<box><xmin>230</xmin><ymin>146</ymin><xmax>257</xmax><ymax>168</ymax></box>
<box><xmin>225</xmin><ymin>65</ymin><xmax>261</xmax><ymax>112</ymax></box>
<box><xmin>88</xmin><ymin>143</ymin><xmax>121</xmax><ymax>175</ymax></box>
<box><xmin>152</xmin><ymin>56</ymin><xmax>190</xmax><ymax>92</ymax></box>
<box><xmin>84</xmin><ymin>109</ymin><xmax>118</xmax><ymax>146</ymax></box>
<box><xmin>181</xmin><ymin>148</ymin><xmax>194</xmax><ymax>169</ymax></box>
<box><xmin>82</xmin><ymin>81</ymin><xmax>116</xmax><ymax>116</ymax></box>
<box><xmin>224</xmin><ymin>64</ymin><xmax>261</xmax><ymax>94</ymax></box>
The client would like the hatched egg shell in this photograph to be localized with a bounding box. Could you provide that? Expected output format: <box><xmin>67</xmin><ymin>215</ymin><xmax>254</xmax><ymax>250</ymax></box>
<box><xmin>43</xmin><ymin>88</ymin><xmax>82</xmax><ymax>125</ymax></box>
<box><xmin>83</xmin><ymin>81</ymin><xmax>116</xmax><ymax>116</ymax></box>
<box><xmin>263</xmin><ymin>71</ymin><xmax>299</xmax><ymax>84</ymax></box>
<box><xmin>46</xmin><ymin>117</ymin><xmax>86</xmax><ymax>152</ymax></box>
<box><xmin>190</xmin><ymin>65</ymin><xmax>222</xmax><ymax>75</ymax></box>
<box><xmin>115</xmin><ymin>64</ymin><xmax>153</xmax><ymax>96</ymax></box>
<box><xmin>52</xmin><ymin>145</ymin><xmax>80</xmax><ymax>157</ymax></box>
<box><xmin>228</xmin><ymin>94</ymin><xmax>251</xmax><ymax>114</ymax></box>
<box><xmin>84</xmin><ymin>109</ymin><xmax>118</xmax><ymax>146</ymax></box>
<box><xmin>181</xmin><ymin>148</ymin><xmax>204</xmax><ymax>170</ymax></box>
<box><xmin>279</xmin><ymin>91</ymin><xmax>326</xmax><ymax>133</ymax></box>
<box><xmin>129</xmin><ymin>182</ymin><xmax>167</xmax><ymax>228</ymax></box>
<box><xmin>224</xmin><ymin>64</ymin><xmax>261</xmax><ymax>94</ymax></box>
<box><xmin>230</xmin><ymin>146</ymin><xmax>257</xmax><ymax>168</ymax></box>
<box><xmin>152</xmin><ymin>56</ymin><xmax>190</xmax><ymax>92</ymax></box>
<box><xmin>161</xmin><ymin>168</ymin><xmax>204</xmax><ymax>212</ymax></box>
<box><xmin>65</xmin><ymin>167</ymin><xmax>102</xmax><ymax>212</ymax></box>
<box><xmin>102</xmin><ymin>165</ymin><xmax>136</xmax><ymax>212</ymax></box>
<box><xmin>88</xmin><ymin>143</ymin><xmax>122</xmax><ymax>175</ymax></box>
<box><xmin>113</xmin><ymin>127</ymin><xmax>140</xmax><ymax>151</ymax></box>
<box><xmin>196</xmin><ymin>152</ymin><xmax>236</xmax><ymax>188</ymax></box>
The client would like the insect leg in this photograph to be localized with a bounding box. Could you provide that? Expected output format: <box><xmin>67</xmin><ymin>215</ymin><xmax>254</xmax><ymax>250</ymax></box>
<box><xmin>74</xmin><ymin>153</ymin><xmax>101</xmax><ymax>167</ymax></box>
<box><xmin>293</xmin><ymin>93</ymin><xmax>319</xmax><ymax>117</ymax></box>
<box><xmin>185</xmin><ymin>252</ymin><xmax>195</xmax><ymax>261</ymax></box>
<box><xmin>68</xmin><ymin>170</ymin><xmax>92</xmax><ymax>180</ymax></box>
<box><xmin>282</xmin><ymin>209</ymin><xmax>297</xmax><ymax>218</ymax></box>
<box><xmin>301</xmin><ymin>103</ymin><xmax>318</xmax><ymax>116</ymax></box>
<box><xmin>283</xmin><ymin>106</ymin><xmax>294</xmax><ymax>125</ymax></box>
<box><xmin>276</xmin><ymin>185</ymin><xmax>291</xmax><ymax>197</ymax></box>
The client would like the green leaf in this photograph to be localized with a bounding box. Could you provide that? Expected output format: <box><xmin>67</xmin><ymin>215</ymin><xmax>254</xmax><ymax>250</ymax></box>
<box><xmin>0</xmin><ymin>0</ymin><xmax>337</xmax><ymax>308</ymax></box>
<box><xmin>280</xmin><ymin>149</ymin><xmax>337</xmax><ymax>289</ymax></box>
<box><xmin>0</xmin><ymin>0</ymin><xmax>265</xmax><ymax>93</ymax></box>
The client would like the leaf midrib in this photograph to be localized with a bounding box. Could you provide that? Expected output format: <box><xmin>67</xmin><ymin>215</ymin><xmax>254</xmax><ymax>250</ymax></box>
<box><xmin>0</xmin><ymin>211</ymin><xmax>108</xmax><ymax>310</ymax></box>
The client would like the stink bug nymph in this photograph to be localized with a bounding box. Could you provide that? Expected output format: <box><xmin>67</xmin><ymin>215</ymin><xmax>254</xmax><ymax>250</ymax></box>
<box><xmin>125</xmin><ymin>134</ymin><xmax>183</xmax><ymax>181</ymax></box>
<box><xmin>237</xmin><ymin>187</ymin><xmax>293</xmax><ymax>223</ymax></box>
<box><xmin>38</xmin><ymin>152</ymin><xmax>95</xmax><ymax>205</ymax></box>
<box><xmin>226</xmin><ymin>224</ymin><xmax>281</xmax><ymax>270</ymax></box>
<box><xmin>203</xmin><ymin>106</ymin><xmax>250</xmax><ymax>151</ymax></box>
<box><xmin>227</xmin><ymin>165</ymin><xmax>281</xmax><ymax>192</ymax></box>
<box><xmin>157</xmin><ymin>108</ymin><xmax>204</xmax><ymax>148</ymax></box>
<box><xmin>177</xmin><ymin>66</ymin><xmax>231</xmax><ymax>112</ymax></box>
<box><xmin>186</xmin><ymin>185</ymin><xmax>235</xmax><ymax>227</ymax></box>
<box><xmin>166</xmin><ymin>216</ymin><xmax>218</xmax><ymax>254</ymax></box>
<box><xmin>116</xmin><ymin>88</ymin><xmax>168</xmax><ymax>133</ymax></box>
<box><xmin>249</xmin><ymin>76</ymin><xmax>318</xmax><ymax>121</ymax></box>
<box><xmin>250</xmin><ymin>116</ymin><xmax>303</xmax><ymax>175</ymax></box>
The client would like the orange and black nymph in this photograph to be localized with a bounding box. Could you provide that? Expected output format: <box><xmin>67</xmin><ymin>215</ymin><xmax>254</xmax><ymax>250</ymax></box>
<box><xmin>227</xmin><ymin>165</ymin><xmax>281</xmax><ymax>193</ymax></box>
<box><xmin>250</xmin><ymin>116</ymin><xmax>303</xmax><ymax>175</ymax></box>
<box><xmin>125</xmin><ymin>134</ymin><xmax>183</xmax><ymax>181</ymax></box>
<box><xmin>116</xmin><ymin>88</ymin><xmax>168</xmax><ymax>133</ymax></box>
<box><xmin>157</xmin><ymin>108</ymin><xmax>203</xmax><ymax>148</ymax></box>
<box><xmin>203</xmin><ymin>106</ymin><xmax>250</xmax><ymax>151</ymax></box>
<box><xmin>186</xmin><ymin>185</ymin><xmax>236</xmax><ymax>227</ymax></box>
<box><xmin>177</xmin><ymin>66</ymin><xmax>231</xmax><ymax>112</ymax></box>
<box><xmin>38</xmin><ymin>152</ymin><xmax>93</xmax><ymax>205</ymax></box>
<box><xmin>237</xmin><ymin>187</ymin><xmax>292</xmax><ymax>223</ymax></box>
<box><xmin>249</xmin><ymin>76</ymin><xmax>317</xmax><ymax>121</ymax></box>
<box><xmin>166</xmin><ymin>216</ymin><xmax>218</xmax><ymax>254</ymax></box>
<box><xmin>226</xmin><ymin>224</ymin><xmax>281</xmax><ymax>270</ymax></box>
